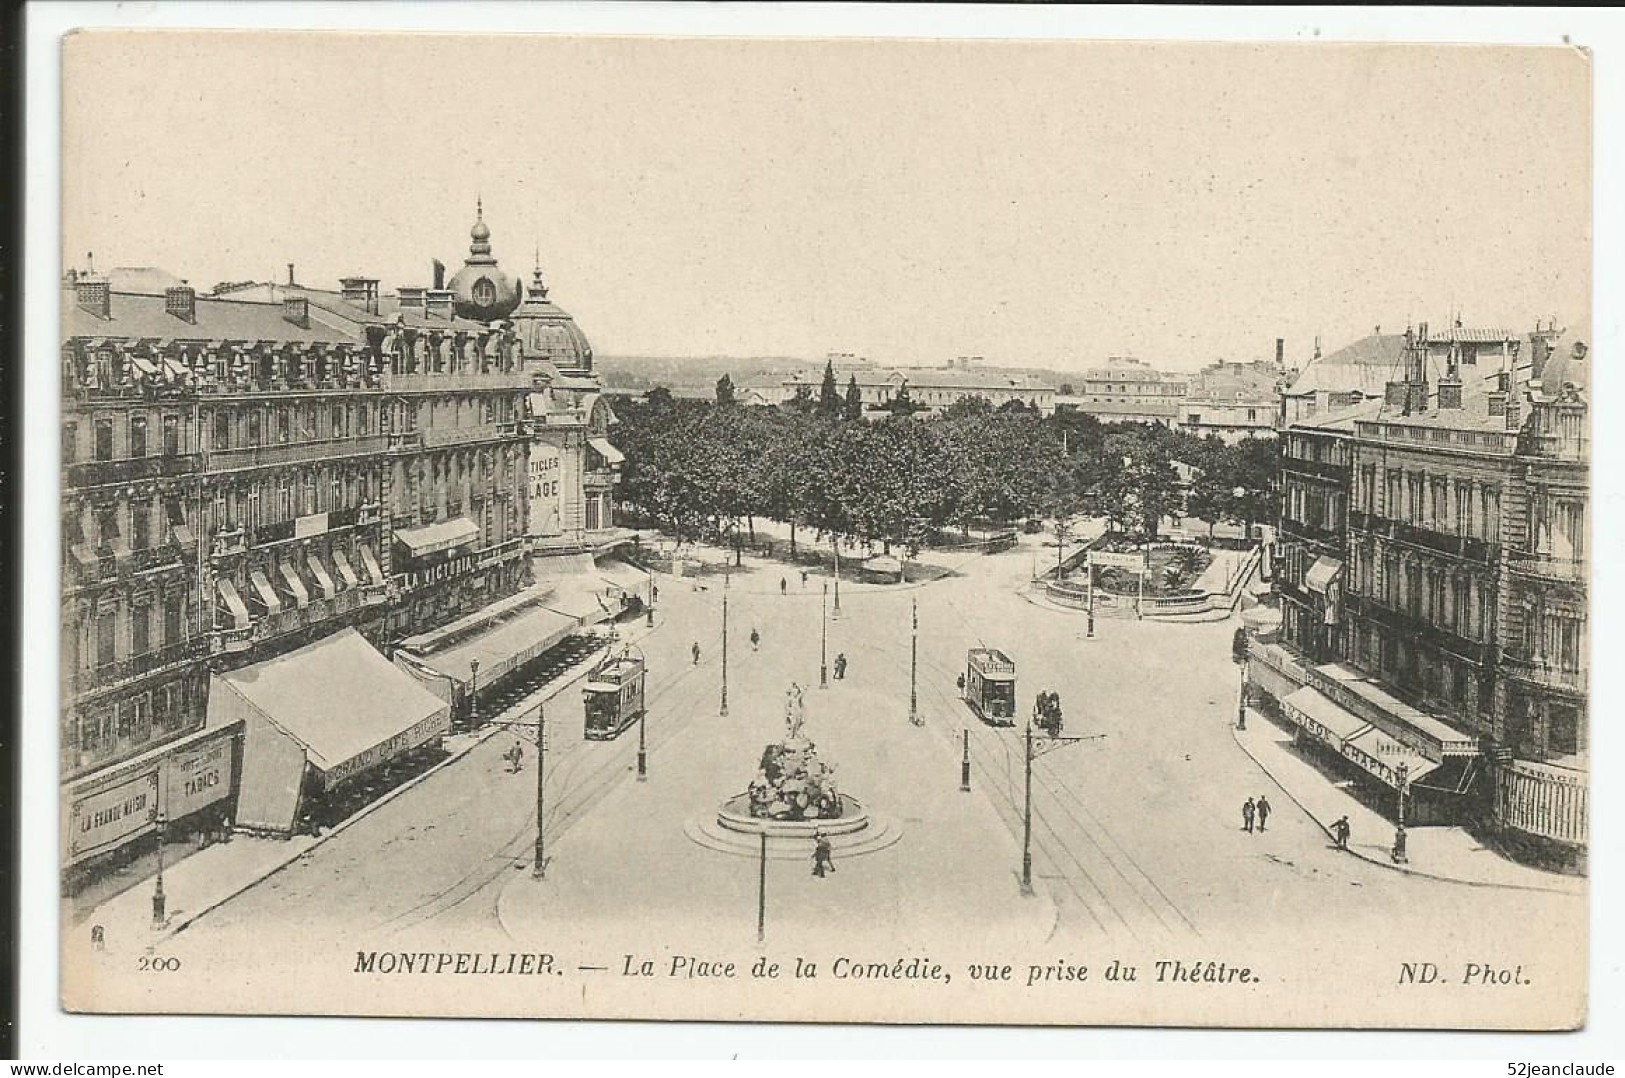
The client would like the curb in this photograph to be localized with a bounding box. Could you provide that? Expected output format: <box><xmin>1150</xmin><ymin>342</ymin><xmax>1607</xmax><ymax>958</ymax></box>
<box><xmin>1228</xmin><ymin>715</ymin><xmax>1581</xmax><ymax>897</ymax></box>
<box><xmin>161</xmin><ymin>638</ymin><xmax>632</xmax><ymax>941</ymax></box>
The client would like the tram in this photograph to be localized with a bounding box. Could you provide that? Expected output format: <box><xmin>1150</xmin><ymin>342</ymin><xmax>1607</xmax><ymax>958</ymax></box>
<box><xmin>964</xmin><ymin>647</ymin><xmax>1017</xmax><ymax>726</ymax></box>
<box><xmin>583</xmin><ymin>649</ymin><xmax>648</xmax><ymax>740</ymax></box>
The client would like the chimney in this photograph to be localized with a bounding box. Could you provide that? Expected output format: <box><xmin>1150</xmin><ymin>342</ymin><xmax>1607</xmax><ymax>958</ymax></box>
<box><xmin>426</xmin><ymin>289</ymin><xmax>455</xmax><ymax>320</ymax></box>
<box><xmin>1275</xmin><ymin>338</ymin><xmax>1284</xmax><ymax>367</ymax></box>
<box><xmin>397</xmin><ymin>286</ymin><xmax>428</xmax><ymax>317</ymax></box>
<box><xmin>164</xmin><ymin>283</ymin><xmax>197</xmax><ymax>323</ymax></box>
<box><xmin>432</xmin><ymin>259</ymin><xmax>446</xmax><ymax>290</ymax></box>
<box><xmin>283</xmin><ymin>296</ymin><xmax>310</xmax><ymax>328</ymax></box>
<box><xmin>287</xmin><ymin>263</ymin><xmax>296</xmax><ymax>286</ymax></box>
<box><xmin>75</xmin><ymin>275</ymin><xmax>111</xmax><ymax>319</ymax></box>
<box><xmin>339</xmin><ymin>276</ymin><xmax>380</xmax><ymax>315</ymax></box>
<box><xmin>1437</xmin><ymin>373</ymin><xmax>1463</xmax><ymax>410</ymax></box>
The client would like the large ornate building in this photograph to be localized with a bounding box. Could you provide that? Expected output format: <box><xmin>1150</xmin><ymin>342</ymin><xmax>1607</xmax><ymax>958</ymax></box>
<box><xmin>1255</xmin><ymin>321</ymin><xmax>1589</xmax><ymax>871</ymax></box>
<box><xmin>58</xmin><ymin>207</ymin><xmax>622</xmax><ymax>882</ymax></box>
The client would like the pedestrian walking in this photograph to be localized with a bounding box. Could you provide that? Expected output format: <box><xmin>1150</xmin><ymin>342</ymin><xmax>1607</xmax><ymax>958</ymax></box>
<box><xmin>800</xmin><ymin>569</ymin><xmax>809</xmax><ymax>587</ymax></box>
<box><xmin>812</xmin><ymin>831</ymin><xmax>835</xmax><ymax>878</ymax></box>
<box><xmin>1256</xmin><ymin>795</ymin><xmax>1272</xmax><ymax>832</ymax></box>
<box><xmin>750</xmin><ymin>627</ymin><xmax>761</xmax><ymax>652</ymax></box>
<box><xmin>1242</xmin><ymin>797</ymin><xmax>1256</xmax><ymax>833</ymax></box>
<box><xmin>1332</xmin><ymin>815</ymin><xmax>1351</xmax><ymax>850</ymax></box>
<box><xmin>692</xmin><ymin>641</ymin><xmax>702</xmax><ymax>665</ymax></box>
<box><xmin>780</xmin><ymin>577</ymin><xmax>787</xmax><ymax>596</ymax></box>
<box><xmin>90</xmin><ymin>925</ymin><xmax>105</xmax><ymax>952</ymax></box>
<box><xmin>956</xmin><ymin>672</ymin><xmax>966</xmax><ymax>697</ymax></box>
<box><xmin>508</xmin><ymin>740</ymin><xmax>525</xmax><ymax>774</ymax></box>
<box><xmin>652</xmin><ymin>583</ymin><xmax>659</xmax><ymax>602</ymax></box>
<box><xmin>833</xmin><ymin>653</ymin><xmax>847</xmax><ymax>679</ymax></box>
<box><xmin>221</xmin><ymin>814</ymin><xmax>234</xmax><ymax>843</ymax></box>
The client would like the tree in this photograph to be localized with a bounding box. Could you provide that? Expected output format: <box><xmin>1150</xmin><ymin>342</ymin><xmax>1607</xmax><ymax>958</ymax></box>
<box><xmin>997</xmin><ymin>398</ymin><xmax>1036</xmax><ymax>416</ymax></box>
<box><xmin>784</xmin><ymin>382</ymin><xmax>815</xmax><ymax>415</ymax></box>
<box><xmin>715</xmin><ymin>373</ymin><xmax>737</xmax><ymax>407</ymax></box>
<box><xmin>884</xmin><ymin>381</ymin><xmax>920</xmax><ymax>418</ymax></box>
<box><xmin>1058</xmin><ymin>383</ymin><xmax>1075</xmax><ymax>396</ymax></box>
<box><xmin>817</xmin><ymin>359</ymin><xmax>841</xmax><ymax>418</ymax></box>
<box><xmin>843</xmin><ymin>375</ymin><xmax>864</xmax><ymax>421</ymax></box>
<box><xmin>943</xmin><ymin>395</ymin><xmax>993</xmax><ymax>419</ymax></box>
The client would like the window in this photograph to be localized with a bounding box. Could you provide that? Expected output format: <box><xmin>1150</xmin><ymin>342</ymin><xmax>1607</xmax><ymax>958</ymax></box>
<box><xmin>163</xmin><ymin>414</ymin><xmax>180</xmax><ymax>456</ymax></box>
<box><xmin>132</xmin><ymin>602</ymin><xmax>150</xmax><ymax>657</ymax></box>
<box><xmin>62</xmin><ymin>423</ymin><xmax>77</xmax><ymax>464</ymax></box>
<box><xmin>95</xmin><ymin>505</ymin><xmax>120</xmax><ymax>550</ymax></box>
<box><xmin>131</xmin><ymin>502</ymin><xmax>151</xmax><ymax>550</ymax></box>
<box><xmin>95</xmin><ymin>610</ymin><xmax>116</xmax><ymax>667</ymax></box>
<box><xmin>277</xmin><ymin>409</ymin><xmax>291</xmax><ymax>444</ymax></box>
<box><xmin>130</xmin><ymin>415</ymin><xmax>148</xmax><ymax>458</ymax></box>
<box><xmin>332</xmin><ymin>404</ymin><xmax>347</xmax><ymax>439</ymax></box>
<box><xmin>164</xmin><ymin>595</ymin><xmax>182</xmax><ymax>645</ymax></box>
<box><xmin>247</xmin><ymin>411</ymin><xmax>262</xmax><ymax>446</ymax></box>
<box><xmin>94</xmin><ymin>418</ymin><xmax>115</xmax><ymax>461</ymax></box>
<box><xmin>213</xmin><ymin>412</ymin><xmax>230</xmax><ymax>450</ymax></box>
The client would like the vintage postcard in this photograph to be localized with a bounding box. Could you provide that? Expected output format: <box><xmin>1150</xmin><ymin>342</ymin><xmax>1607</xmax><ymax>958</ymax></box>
<box><xmin>55</xmin><ymin>30</ymin><xmax>1590</xmax><ymax>1028</ymax></box>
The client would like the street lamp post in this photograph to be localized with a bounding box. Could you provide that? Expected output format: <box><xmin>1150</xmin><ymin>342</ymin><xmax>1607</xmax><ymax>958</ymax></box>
<box><xmin>819</xmin><ymin>583</ymin><xmax>829</xmax><ymax>689</ymax></box>
<box><xmin>468</xmin><ymin>658</ymin><xmax>481</xmax><ymax>728</ymax></box>
<box><xmin>832</xmin><ymin>540</ymin><xmax>842</xmax><ymax>620</ymax></box>
<box><xmin>909</xmin><ymin>596</ymin><xmax>920</xmax><ymax>725</ymax></box>
<box><xmin>151</xmin><ymin>812</ymin><xmax>168</xmax><ymax>928</ymax></box>
<box><xmin>1391</xmin><ymin>762</ymin><xmax>1410</xmax><ymax>864</ymax></box>
<box><xmin>1020</xmin><ymin>719</ymin><xmax>1035</xmax><ymax>896</ymax></box>
<box><xmin>646</xmin><ymin>572</ymin><xmax>655</xmax><ymax>628</ymax></box>
<box><xmin>960</xmin><ymin>729</ymin><xmax>971</xmax><ymax>792</ymax></box>
<box><xmin>1237</xmin><ymin>665</ymin><xmax>1249</xmax><ymax>731</ymax></box>
<box><xmin>720</xmin><ymin>568</ymin><xmax>730</xmax><ymax>717</ymax></box>
<box><xmin>533</xmin><ymin>706</ymin><xmax>548</xmax><ymax>878</ymax></box>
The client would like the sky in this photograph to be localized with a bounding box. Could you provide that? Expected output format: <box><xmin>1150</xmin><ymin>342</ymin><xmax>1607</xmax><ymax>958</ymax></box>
<box><xmin>61</xmin><ymin>32</ymin><xmax>1591</xmax><ymax>373</ymax></box>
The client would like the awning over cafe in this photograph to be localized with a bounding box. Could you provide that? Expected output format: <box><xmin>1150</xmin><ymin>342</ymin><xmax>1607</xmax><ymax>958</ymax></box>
<box><xmin>396</xmin><ymin>601</ymin><xmax>578</xmax><ymax>692</ymax></box>
<box><xmin>278</xmin><ymin>561</ymin><xmax>309</xmax><ymax>608</ymax></box>
<box><xmin>209</xmin><ymin>627</ymin><xmax>450</xmax><ymax>834</ymax></box>
<box><xmin>247</xmin><ymin>569</ymin><xmax>282</xmax><ymax>614</ymax></box>
<box><xmin>306</xmin><ymin>553</ymin><xmax>337</xmax><ymax>599</ymax></box>
<box><xmin>394</xmin><ymin>517</ymin><xmax>479</xmax><ymax>559</ymax></box>
<box><xmin>357</xmin><ymin>543</ymin><xmax>384</xmax><ymax>585</ymax></box>
<box><xmin>332</xmin><ymin>548</ymin><xmax>360</xmax><ymax>589</ymax></box>
<box><xmin>587</xmin><ymin>438</ymin><xmax>625</xmax><ymax>466</ymax></box>
<box><xmin>216</xmin><ymin>578</ymin><xmax>251</xmax><ymax>629</ymax></box>
<box><xmin>1340</xmin><ymin>725</ymin><xmax>1440</xmax><ymax>789</ymax></box>
<box><xmin>1304</xmin><ymin>556</ymin><xmax>1343</xmax><ymax>595</ymax></box>
<box><xmin>1281</xmin><ymin>686</ymin><xmax>1367</xmax><ymax>749</ymax></box>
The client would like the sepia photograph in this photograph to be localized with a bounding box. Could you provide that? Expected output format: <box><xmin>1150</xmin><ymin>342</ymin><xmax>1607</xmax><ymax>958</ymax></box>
<box><xmin>45</xmin><ymin>24</ymin><xmax>1591</xmax><ymax>1031</ymax></box>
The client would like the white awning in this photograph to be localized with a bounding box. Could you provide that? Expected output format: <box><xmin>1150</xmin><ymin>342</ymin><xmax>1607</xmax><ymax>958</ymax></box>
<box><xmin>1281</xmin><ymin>686</ymin><xmax>1368</xmax><ymax>748</ymax></box>
<box><xmin>587</xmin><ymin>438</ymin><xmax>625</xmax><ymax>466</ymax></box>
<box><xmin>247</xmin><ymin>569</ymin><xmax>283</xmax><ymax>614</ymax></box>
<box><xmin>278</xmin><ymin>561</ymin><xmax>310</xmax><ymax>608</ymax></box>
<box><xmin>306</xmin><ymin>553</ymin><xmax>337</xmax><ymax>599</ymax></box>
<box><xmin>331</xmin><ymin>548</ymin><xmax>360</xmax><ymax>589</ymax></box>
<box><xmin>358</xmin><ymin>543</ymin><xmax>384</xmax><ymax>585</ymax></box>
<box><xmin>394</xmin><ymin>517</ymin><xmax>479</xmax><ymax>558</ymax></box>
<box><xmin>1304</xmin><ymin>556</ymin><xmax>1343</xmax><ymax>595</ymax></box>
<box><xmin>399</xmin><ymin>603</ymin><xmax>579</xmax><ymax>689</ymax></box>
<box><xmin>216</xmin><ymin>578</ymin><xmax>250</xmax><ymax>629</ymax></box>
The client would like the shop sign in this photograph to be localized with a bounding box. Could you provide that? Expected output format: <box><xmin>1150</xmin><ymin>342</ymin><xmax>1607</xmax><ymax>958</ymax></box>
<box><xmin>294</xmin><ymin>512</ymin><xmax>330</xmax><ymax>540</ymax></box>
<box><xmin>394</xmin><ymin>551</ymin><xmax>481</xmax><ymax>593</ymax></box>
<box><xmin>319</xmin><ymin>710</ymin><xmax>450</xmax><ymax>788</ymax></box>
<box><xmin>166</xmin><ymin>732</ymin><xmax>235</xmax><ymax>818</ymax></box>
<box><xmin>69</xmin><ymin>769</ymin><xmax>159</xmax><ymax>861</ymax></box>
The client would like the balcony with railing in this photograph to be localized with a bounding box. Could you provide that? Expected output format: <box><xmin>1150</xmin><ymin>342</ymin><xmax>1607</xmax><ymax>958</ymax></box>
<box><xmin>1506</xmin><ymin>551</ymin><xmax>1586</xmax><ymax>586</ymax></box>
<box><xmin>69</xmin><ymin>542</ymin><xmax>190</xmax><ymax>586</ymax></box>
<box><xmin>1343</xmin><ymin>593</ymin><xmax>1490</xmax><ymax>665</ymax></box>
<box><xmin>66</xmin><ymin>453</ymin><xmax>202</xmax><ymax>489</ymax></box>
<box><xmin>1500</xmin><ymin>654</ymin><xmax>1587</xmax><ymax>697</ymax></box>
<box><xmin>1281</xmin><ymin>456</ymin><xmax>1351</xmax><ymax>484</ymax></box>
<box><xmin>1348</xmin><ymin>510</ymin><xmax>1493</xmax><ymax>564</ymax></box>
<box><xmin>204</xmin><ymin>433</ymin><xmax>391</xmax><ymax>472</ymax></box>
<box><xmin>73</xmin><ymin>637</ymin><xmax>209</xmax><ymax>696</ymax></box>
<box><xmin>379</xmin><ymin>370</ymin><xmax>532</xmax><ymax>393</ymax></box>
<box><xmin>417</xmin><ymin>421</ymin><xmax>524</xmax><ymax>449</ymax></box>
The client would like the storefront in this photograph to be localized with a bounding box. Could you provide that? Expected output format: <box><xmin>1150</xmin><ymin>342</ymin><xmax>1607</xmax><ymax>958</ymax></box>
<box><xmin>61</xmin><ymin>721</ymin><xmax>242</xmax><ymax>882</ymax></box>
<box><xmin>207</xmin><ymin>627</ymin><xmax>450</xmax><ymax>835</ymax></box>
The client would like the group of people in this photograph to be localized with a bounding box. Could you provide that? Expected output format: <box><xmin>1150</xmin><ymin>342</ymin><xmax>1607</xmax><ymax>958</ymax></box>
<box><xmin>1241</xmin><ymin>795</ymin><xmax>1272</xmax><ymax>833</ymax></box>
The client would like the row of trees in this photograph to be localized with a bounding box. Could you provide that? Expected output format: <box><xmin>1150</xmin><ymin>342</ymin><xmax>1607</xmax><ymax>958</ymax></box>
<box><xmin>614</xmin><ymin>374</ymin><xmax>1278</xmax><ymax>558</ymax></box>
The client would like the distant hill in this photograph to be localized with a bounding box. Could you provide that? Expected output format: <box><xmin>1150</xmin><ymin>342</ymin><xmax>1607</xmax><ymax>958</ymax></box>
<box><xmin>598</xmin><ymin>354</ymin><xmax>1088</xmax><ymax>394</ymax></box>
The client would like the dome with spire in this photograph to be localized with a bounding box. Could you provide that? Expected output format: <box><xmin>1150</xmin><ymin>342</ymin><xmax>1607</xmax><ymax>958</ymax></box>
<box><xmin>511</xmin><ymin>255</ymin><xmax>594</xmax><ymax>372</ymax></box>
<box><xmin>447</xmin><ymin>199</ymin><xmax>522</xmax><ymax>322</ymax></box>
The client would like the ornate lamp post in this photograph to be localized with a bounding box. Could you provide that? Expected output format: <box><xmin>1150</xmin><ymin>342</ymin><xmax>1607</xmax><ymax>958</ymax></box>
<box><xmin>720</xmin><ymin>568</ymin><xmax>730</xmax><ymax>716</ymax></box>
<box><xmin>151</xmin><ymin>812</ymin><xmax>168</xmax><ymax>928</ymax></box>
<box><xmin>533</xmin><ymin>705</ymin><xmax>548</xmax><ymax>878</ymax></box>
<box><xmin>909</xmin><ymin>596</ymin><xmax>921</xmax><ymax>725</ymax></box>
<box><xmin>646</xmin><ymin>572</ymin><xmax>655</xmax><ymax>628</ymax></box>
<box><xmin>1237</xmin><ymin>663</ymin><xmax>1249</xmax><ymax>731</ymax></box>
<box><xmin>468</xmin><ymin>657</ymin><xmax>481</xmax><ymax>727</ymax></box>
<box><xmin>819</xmin><ymin>583</ymin><xmax>829</xmax><ymax>689</ymax></box>
<box><xmin>1391</xmin><ymin>762</ymin><xmax>1410</xmax><ymax>864</ymax></box>
<box><xmin>832</xmin><ymin>540</ymin><xmax>842</xmax><ymax>620</ymax></box>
